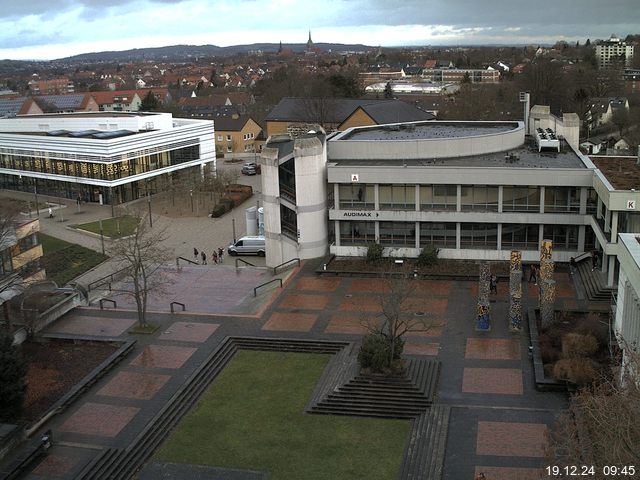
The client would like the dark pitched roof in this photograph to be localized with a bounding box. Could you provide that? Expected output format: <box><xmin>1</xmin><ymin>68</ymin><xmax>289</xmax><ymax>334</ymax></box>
<box><xmin>0</xmin><ymin>97</ymin><xmax>28</xmax><ymax>117</ymax></box>
<box><xmin>266</xmin><ymin>97</ymin><xmax>434</xmax><ymax>125</ymax></box>
<box><xmin>213</xmin><ymin>114</ymin><xmax>254</xmax><ymax>131</ymax></box>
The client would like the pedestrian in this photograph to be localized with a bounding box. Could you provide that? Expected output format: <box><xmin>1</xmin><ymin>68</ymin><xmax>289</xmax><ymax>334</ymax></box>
<box><xmin>490</xmin><ymin>274</ymin><xmax>498</xmax><ymax>294</ymax></box>
<box><xmin>201</xmin><ymin>251</ymin><xmax>207</xmax><ymax>265</ymax></box>
<box><xmin>212</xmin><ymin>250</ymin><xmax>218</xmax><ymax>264</ymax></box>
<box><xmin>48</xmin><ymin>207</ymin><xmax>54</xmax><ymax>218</ymax></box>
<box><xmin>591</xmin><ymin>250</ymin><xmax>599</xmax><ymax>271</ymax></box>
<box><xmin>528</xmin><ymin>265</ymin><xmax>537</xmax><ymax>285</ymax></box>
<box><xmin>475</xmin><ymin>473</ymin><xmax>486</xmax><ymax>480</ymax></box>
<box><xmin>193</xmin><ymin>247</ymin><xmax>199</xmax><ymax>263</ymax></box>
<box><xmin>570</xmin><ymin>256</ymin><xmax>577</xmax><ymax>275</ymax></box>
<box><xmin>218</xmin><ymin>246</ymin><xmax>224</xmax><ymax>263</ymax></box>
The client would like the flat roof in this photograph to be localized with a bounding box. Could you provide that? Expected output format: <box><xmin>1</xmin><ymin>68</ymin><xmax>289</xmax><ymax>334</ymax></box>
<box><xmin>330</xmin><ymin>138</ymin><xmax>586</xmax><ymax>169</ymax></box>
<box><xmin>337</xmin><ymin>121</ymin><xmax>519</xmax><ymax>141</ymax></box>
<box><xmin>590</xmin><ymin>156</ymin><xmax>640</xmax><ymax>190</ymax></box>
<box><xmin>12</xmin><ymin>111</ymin><xmax>156</xmax><ymax>119</ymax></box>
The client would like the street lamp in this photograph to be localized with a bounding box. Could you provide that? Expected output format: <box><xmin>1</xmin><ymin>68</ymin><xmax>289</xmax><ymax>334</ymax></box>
<box><xmin>190</xmin><ymin>189</ymin><xmax>194</xmax><ymax>212</ymax></box>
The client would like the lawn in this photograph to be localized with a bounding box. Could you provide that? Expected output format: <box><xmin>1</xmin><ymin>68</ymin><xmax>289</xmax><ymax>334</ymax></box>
<box><xmin>40</xmin><ymin>233</ymin><xmax>107</xmax><ymax>286</ymax></box>
<box><xmin>75</xmin><ymin>215</ymin><xmax>138</xmax><ymax>238</ymax></box>
<box><xmin>156</xmin><ymin>350</ymin><xmax>410</xmax><ymax>480</ymax></box>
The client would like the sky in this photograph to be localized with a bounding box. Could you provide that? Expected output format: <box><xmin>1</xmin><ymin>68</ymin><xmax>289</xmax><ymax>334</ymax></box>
<box><xmin>0</xmin><ymin>0</ymin><xmax>639</xmax><ymax>61</ymax></box>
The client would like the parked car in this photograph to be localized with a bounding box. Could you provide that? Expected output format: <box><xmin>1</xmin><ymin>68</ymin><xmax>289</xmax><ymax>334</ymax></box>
<box><xmin>241</xmin><ymin>162</ymin><xmax>260</xmax><ymax>175</ymax></box>
<box><xmin>227</xmin><ymin>236</ymin><xmax>266</xmax><ymax>256</ymax></box>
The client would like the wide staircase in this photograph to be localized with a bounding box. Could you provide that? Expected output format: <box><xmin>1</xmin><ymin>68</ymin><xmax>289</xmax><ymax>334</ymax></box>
<box><xmin>576</xmin><ymin>261</ymin><xmax>615</xmax><ymax>302</ymax></box>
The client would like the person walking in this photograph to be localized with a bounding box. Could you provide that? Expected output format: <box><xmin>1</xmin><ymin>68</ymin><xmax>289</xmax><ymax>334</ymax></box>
<box><xmin>48</xmin><ymin>207</ymin><xmax>54</xmax><ymax>218</ymax></box>
<box><xmin>490</xmin><ymin>274</ymin><xmax>498</xmax><ymax>294</ymax></box>
<box><xmin>201</xmin><ymin>251</ymin><xmax>207</xmax><ymax>265</ymax></box>
<box><xmin>591</xmin><ymin>250</ymin><xmax>599</xmax><ymax>271</ymax></box>
<box><xmin>570</xmin><ymin>257</ymin><xmax>577</xmax><ymax>276</ymax></box>
<box><xmin>218</xmin><ymin>246</ymin><xmax>224</xmax><ymax>263</ymax></box>
<box><xmin>212</xmin><ymin>250</ymin><xmax>218</xmax><ymax>264</ymax></box>
<box><xmin>193</xmin><ymin>247</ymin><xmax>199</xmax><ymax>264</ymax></box>
<box><xmin>528</xmin><ymin>265</ymin><xmax>537</xmax><ymax>285</ymax></box>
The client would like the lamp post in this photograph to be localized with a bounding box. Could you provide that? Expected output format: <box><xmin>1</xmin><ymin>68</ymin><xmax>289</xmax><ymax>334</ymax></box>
<box><xmin>99</xmin><ymin>218</ymin><xmax>105</xmax><ymax>256</ymax></box>
<box><xmin>34</xmin><ymin>184</ymin><xmax>40</xmax><ymax>216</ymax></box>
<box><xmin>190</xmin><ymin>189</ymin><xmax>194</xmax><ymax>212</ymax></box>
<box><xmin>147</xmin><ymin>191</ymin><xmax>152</xmax><ymax>227</ymax></box>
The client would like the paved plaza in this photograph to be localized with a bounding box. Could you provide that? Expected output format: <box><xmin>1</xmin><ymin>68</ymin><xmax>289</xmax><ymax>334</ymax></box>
<box><xmin>8</xmin><ymin>256</ymin><xmax>585</xmax><ymax>480</ymax></box>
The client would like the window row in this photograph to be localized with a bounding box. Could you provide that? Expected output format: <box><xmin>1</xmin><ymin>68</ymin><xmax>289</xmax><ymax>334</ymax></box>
<box><xmin>0</xmin><ymin>145</ymin><xmax>200</xmax><ymax>181</ymax></box>
<box><xmin>336</xmin><ymin>184</ymin><xmax>583</xmax><ymax>213</ymax></box>
<box><xmin>338</xmin><ymin>221</ymin><xmax>580</xmax><ymax>250</ymax></box>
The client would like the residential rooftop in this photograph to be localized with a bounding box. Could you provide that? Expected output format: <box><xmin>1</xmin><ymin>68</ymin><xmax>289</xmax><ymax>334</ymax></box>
<box><xmin>590</xmin><ymin>156</ymin><xmax>640</xmax><ymax>190</ymax></box>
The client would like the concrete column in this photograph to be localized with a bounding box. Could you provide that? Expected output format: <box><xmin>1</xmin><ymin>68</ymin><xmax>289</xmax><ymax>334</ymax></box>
<box><xmin>611</xmin><ymin>211</ymin><xmax>619</xmax><ymax>241</ymax></box>
<box><xmin>579</xmin><ymin>187</ymin><xmax>587</xmax><ymax>215</ymax></box>
<box><xmin>498</xmin><ymin>186</ymin><xmax>503</xmax><ymax>213</ymax></box>
<box><xmin>415</xmin><ymin>185</ymin><xmax>420</xmax><ymax>212</ymax></box>
<box><xmin>539</xmin><ymin>186</ymin><xmax>545</xmax><ymax>213</ymax></box>
<box><xmin>607</xmin><ymin>255</ymin><xmax>616</xmax><ymax>287</ymax></box>
<box><xmin>374</xmin><ymin>184</ymin><xmax>379</xmax><ymax>210</ymax></box>
<box><xmin>415</xmin><ymin>221</ymin><xmax>420</xmax><ymax>249</ymax></box>
<box><xmin>538</xmin><ymin>224</ymin><xmax>544</xmax><ymax>250</ymax></box>
<box><xmin>456</xmin><ymin>222</ymin><xmax>461</xmax><ymax>250</ymax></box>
<box><xmin>456</xmin><ymin>185</ymin><xmax>462</xmax><ymax>212</ymax></box>
<box><xmin>497</xmin><ymin>224</ymin><xmax>502</xmax><ymax>250</ymax></box>
<box><xmin>604</xmin><ymin>207</ymin><xmax>611</xmax><ymax>233</ymax></box>
<box><xmin>375</xmin><ymin>221</ymin><xmax>380</xmax><ymax>243</ymax></box>
<box><xmin>334</xmin><ymin>220</ymin><xmax>341</xmax><ymax>246</ymax></box>
<box><xmin>597</xmin><ymin>196</ymin><xmax>602</xmax><ymax>219</ymax></box>
<box><xmin>578</xmin><ymin>225</ymin><xmax>586</xmax><ymax>252</ymax></box>
<box><xmin>333</xmin><ymin>183</ymin><xmax>339</xmax><ymax>210</ymax></box>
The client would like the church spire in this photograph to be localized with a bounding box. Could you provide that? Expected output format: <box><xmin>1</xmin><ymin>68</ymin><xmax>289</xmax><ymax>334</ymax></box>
<box><xmin>307</xmin><ymin>30</ymin><xmax>313</xmax><ymax>51</ymax></box>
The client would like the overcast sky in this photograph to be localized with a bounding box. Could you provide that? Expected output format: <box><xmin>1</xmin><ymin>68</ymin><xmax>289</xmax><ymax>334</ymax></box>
<box><xmin>1</xmin><ymin>0</ymin><xmax>638</xmax><ymax>60</ymax></box>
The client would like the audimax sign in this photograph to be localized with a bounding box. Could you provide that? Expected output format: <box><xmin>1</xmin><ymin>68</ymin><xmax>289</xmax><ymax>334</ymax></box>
<box><xmin>343</xmin><ymin>211</ymin><xmax>379</xmax><ymax>217</ymax></box>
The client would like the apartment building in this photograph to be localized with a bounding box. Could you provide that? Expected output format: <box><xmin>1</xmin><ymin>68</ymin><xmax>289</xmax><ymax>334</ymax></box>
<box><xmin>595</xmin><ymin>35</ymin><xmax>635</xmax><ymax>69</ymax></box>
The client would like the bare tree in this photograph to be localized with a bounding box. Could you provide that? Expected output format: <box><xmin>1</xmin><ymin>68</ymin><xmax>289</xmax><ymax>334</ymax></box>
<box><xmin>547</xmin><ymin>343</ymin><xmax>640</xmax><ymax>478</ymax></box>
<box><xmin>108</xmin><ymin>215</ymin><xmax>172</xmax><ymax>327</ymax></box>
<box><xmin>360</xmin><ymin>272</ymin><xmax>441</xmax><ymax>372</ymax></box>
<box><xmin>0</xmin><ymin>204</ymin><xmax>25</xmax><ymax>330</ymax></box>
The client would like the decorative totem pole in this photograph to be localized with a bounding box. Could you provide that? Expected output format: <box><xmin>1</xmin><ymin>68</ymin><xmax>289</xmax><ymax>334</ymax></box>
<box><xmin>509</xmin><ymin>250</ymin><xmax>523</xmax><ymax>331</ymax></box>
<box><xmin>539</xmin><ymin>239</ymin><xmax>556</xmax><ymax>327</ymax></box>
<box><xmin>476</xmin><ymin>262</ymin><xmax>491</xmax><ymax>331</ymax></box>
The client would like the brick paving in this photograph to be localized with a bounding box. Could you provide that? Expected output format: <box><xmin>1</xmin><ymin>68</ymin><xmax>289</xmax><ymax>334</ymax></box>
<box><xmin>97</xmin><ymin>371</ymin><xmax>170</xmax><ymax>400</ymax></box>
<box><xmin>9</xmin><ymin>257</ymin><xmax>581</xmax><ymax>480</ymax></box>
<box><xmin>130</xmin><ymin>345</ymin><xmax>197</xmax><ymax>369</ymax></box>
<box><xmin>476</xmin><ymin>421</ymin><xmax>547</xmax><ymax>457</ymax></box>
<box><xmin>262</xmin><ymin>312</ymin><xmax>318</xmax><ymax>332</ymax></box>
<box><xmin>158</xmin><ymin>321</ymin><xmax>219</xmax><ymax>343</ymax></box>
<box><xmin>59</xmin><ymin>403</ymin><xmax>140</xmax><ymax>437</ymax></box>
<box><xmin>465</xmin><ymin>338</ymin><xmax>520</xmax><ymax>360</ymax></box>
<box><xmin>462</xmin><ymin>368</ymin><xmax>524</xmax><ymax>395</ymax></box>
<box><xmin>279</xmin><ymin>293</ymin><xmax>330</xmax><ymax>310</ymax></box>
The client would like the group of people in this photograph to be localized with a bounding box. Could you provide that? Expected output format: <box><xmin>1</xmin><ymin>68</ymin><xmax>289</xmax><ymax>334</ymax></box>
<box><xmin>193</xmin><ymin>246</ymin><xmax>225</xmax><ymax>265</ymax></box>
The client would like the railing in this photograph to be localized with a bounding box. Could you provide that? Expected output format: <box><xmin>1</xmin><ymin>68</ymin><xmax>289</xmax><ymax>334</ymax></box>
<box><xmin>87</xmin><ymin>267</ymin><xmax>129</xmax><ymax>292</ymax></box>
<box><xmin>170</xmin><ymin>301</ymin><xmax>186</xmax><ymax>313</ymax></box>
<box><xmin>574</xmin><ymin>251</ymin><xmax>592</xmax><ymax>263</ymax></box>
<box><xmin>99</xmin><ymin>298</ymin><xmax>117</xmax><ymax>310</ymax></box>
<box><xmin>254</xmin><ymin>278</ymin><xmax>282</xmax><ymax>296</ymax></box>
<box><xmin>176</xmin><ymin>256</ymin><xmax>199</xmax><ymax>269</ymax></box>
<box><xmin>273</xmin><ymin>258</ymin><xmax>300</xmax><ymax>275</ymax></box>
<box><xmin>235</xmin><ymin>258</ymin><xmax>256</xmax><ymax>267</ymax></box>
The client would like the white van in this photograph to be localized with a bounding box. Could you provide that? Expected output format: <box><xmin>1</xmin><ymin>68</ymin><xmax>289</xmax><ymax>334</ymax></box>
<box><xmin>227</xmin><ymin>236</ymin><xmax>266</xmax><ymax>256</ymax></box>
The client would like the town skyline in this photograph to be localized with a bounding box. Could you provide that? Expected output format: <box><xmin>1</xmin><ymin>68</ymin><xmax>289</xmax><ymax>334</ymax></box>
<box><xmin>1</xmin><ymin>0</ymin><xmax>639</xmax><ymax>61</ymax></box>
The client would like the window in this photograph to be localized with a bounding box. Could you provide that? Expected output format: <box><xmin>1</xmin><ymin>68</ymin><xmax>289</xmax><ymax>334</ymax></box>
<box><xmin>339</xmin><ymin>221</ymin><xmax>375</xmax><ymax>245</ymax></box>
<box><xmin>501</xmin><ymin>224</ymin><xmax>539</xmax><ymax>249</ymax></box>
<box><xmin>461</xmin><ymin>185</ymin><xmax>499</xmax><ymax>211</ymax></box>
<box><xmin>379</xmin><ymin>222</ymin><xmax>415</xmax><ymax>247</ymax></box>
<box><xmin>0</xmin><ymin>248</ymin><xmax>12</xmax><ymax>276</ymax></box>
<box><xmin>544</xmin><ymin>187</ymin><xmax>580</xmax><ymax>213</ymax></box>
<box><xmin>281</xmin><ymin>205</ymin><xmax>298</xmax><ymax>239</ymax></box>
<box><xmin>339</xmin><ymin>184</ymin><xmax>374</xmax><ymax>209</ymax></box>
<box><xmin>502</xmin><ymin>186</ymin><xmax>540</xmax><ymax>212</ymax></box>
<box><xmin>420</xmin><ymin>222</ymin><xmax>456</xmax><ymax>248</ymax></box>
<box><xmin>217</xmin><ymin>135</ymin><xmax>223</xmax><ymax>141</ymax></box>
<box><xmin>379</xmin><ymin>185</ymin><xmax>415</xmax><ymax>210</ymax></box>
<box><xmin>420</xmin><ymin>185</ymin><xmax>457</xmax><ymax>210</ymax></box>
<box><xmin>543</xmin><ymin>225</ymin><xmax>579</xmax><ymax>250</ymax></box>
<box><xmin>226</xmin><ymin>135</ymin><xmax>232</xmax><ymax>141</ymax></box>
<box><xmin>227</xmin><ymin>146</ymin><xmax>233</xmax><ymax>153</ymax></box>
<box><xmin>460</xmin><ymin>223</ymin><xmax>498</xmax><ymax>249</ymax></box>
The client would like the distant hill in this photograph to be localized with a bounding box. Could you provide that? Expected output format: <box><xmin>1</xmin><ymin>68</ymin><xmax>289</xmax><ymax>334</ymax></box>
<box><xmin>59</xmin><ymin>43</ymin><xmax>372</xmax><ymax>62</ymax></box>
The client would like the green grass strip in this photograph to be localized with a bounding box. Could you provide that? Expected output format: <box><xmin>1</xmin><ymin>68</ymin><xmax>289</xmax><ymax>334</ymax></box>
<box><xmin>157</xmin><ymin>350</ymin><xmax>409</xmax><ymax>480</ymax></box>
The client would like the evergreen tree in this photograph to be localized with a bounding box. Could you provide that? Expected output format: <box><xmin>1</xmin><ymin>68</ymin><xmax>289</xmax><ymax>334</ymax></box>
<box><xmin>384</xmin><ymin>82</ymin><xmax>393</xmax><ymax>99</ymax></box>
<box><xmin>140</xmin><ymin>90</ymin><xmax>160</xmax><ymax>111</ymax></box>
<box><xmin>0</xmin><ymin>333</ymin><xmax>27</xmax><ymax>422</ymax></box>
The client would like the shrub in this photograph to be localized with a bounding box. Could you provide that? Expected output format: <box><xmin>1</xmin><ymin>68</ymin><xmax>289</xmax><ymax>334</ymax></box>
<box><xmin>210</xmin><ymin>204</ymin><xmax>229</xmax><ymax>218</ymax></box>
<box><xmin>552</xmin><ymin>358</ymin><xmax>599</xmax><ymax>385</ymax></box>
<box><xmin>416</xmin><ymin>246</ymin><xmax>439</xmax><ymax>267</ymax></box>
<box><xmin>562</xmin><ymin>333</ymin><xmax>599</xmax><ymax>358</ymax></box>
<box><xmin>358</xmin><ymin>333</ymin><xmax>405</xmax><ymax>374</ymax></box>
<box><xmin>575</xmin><ymin>313</ymin><xmax>609</xmax><ymax>346</ymax></box>
<box><xmin>540</xmin><ymin>342</ymin><xmax>561</xmax><ymax>364</ymax></box>
<box><xmin>365</xmin><ymin>243</ymin><xmax>384</xmax><ymax>263</ymax></box>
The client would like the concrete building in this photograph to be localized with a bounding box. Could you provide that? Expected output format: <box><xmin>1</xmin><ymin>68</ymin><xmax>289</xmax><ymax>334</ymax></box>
<box><xmin>613</xmin><ymin>233</ymin><xmax>640</xmax><ymax>371</ymax></box>
<box><xmin>595</xmin><ymin>35</ymin><xmax>635</xmax><ymax>69</ymax></box>
<box><xmin>0</xmin><ymin>218</ymin><xmax>45</xmax><ymax>308</ymax></box>
<box><xmin>0</xmin><ymin>112</ymin><xmax>215</xmax><ymax>204</ymax></box>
